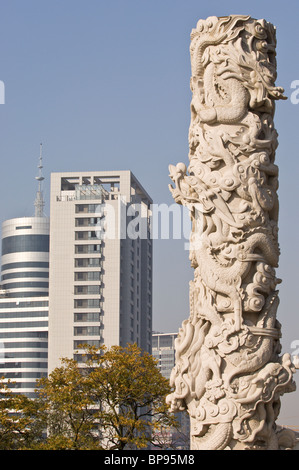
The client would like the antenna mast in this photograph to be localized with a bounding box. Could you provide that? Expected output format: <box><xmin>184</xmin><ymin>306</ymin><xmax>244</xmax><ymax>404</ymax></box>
<box><xmin>34</xmin><ymin>143</ymin><xmax>45</xmax><ymax>217</ymax></box>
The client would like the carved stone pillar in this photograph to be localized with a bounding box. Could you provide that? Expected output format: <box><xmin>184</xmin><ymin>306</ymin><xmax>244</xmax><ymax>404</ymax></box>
<box><xmin>167</xmin><ymin>15</ymin><xmax>298</xmax><ymax>450</ymax></box>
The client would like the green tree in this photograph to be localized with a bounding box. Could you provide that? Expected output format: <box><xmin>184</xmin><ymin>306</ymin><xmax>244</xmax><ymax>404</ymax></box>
<box><xmin>86</xmin><ymin>343</ymin><xmax>177</xmax><ymax>449</ymax></box>
<box><xmin>36</xmin><ymin>357</ymin><xmax>102</xmax><ymax>450</ymax></box>
<box><xmin>0</xmin><ymin>344</ymin><xmax>178</xmax><ymax>450</ymax></box>
<box><xmin>35</xmin><ymin>343</ymin><xmax>177</xmax><ymax>450</ymax></box>
<box><xmin>0</xmin><ymin>378</ymin><xmax>45</xmax><ymax>449</ymax></box>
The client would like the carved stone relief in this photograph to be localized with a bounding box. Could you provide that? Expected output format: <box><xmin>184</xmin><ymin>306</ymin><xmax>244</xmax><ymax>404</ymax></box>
<box><xmin>167</xmin><ymin>15</ymin><xmax>298</xmax><ymax>450</ymax></box>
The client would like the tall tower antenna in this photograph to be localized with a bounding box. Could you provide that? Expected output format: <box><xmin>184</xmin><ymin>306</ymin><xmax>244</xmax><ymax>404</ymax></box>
<box><xmin>34</xmin><ymin>143</ymin><xmax>45</xmax><ymax>217</ymax></box>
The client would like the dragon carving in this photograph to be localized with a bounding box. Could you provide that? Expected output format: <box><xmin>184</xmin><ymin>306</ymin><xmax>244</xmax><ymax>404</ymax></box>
<box><xmin>166</xmin><ymin>15</ymin><xmax>298</xmax><ymax>450</ymax></box>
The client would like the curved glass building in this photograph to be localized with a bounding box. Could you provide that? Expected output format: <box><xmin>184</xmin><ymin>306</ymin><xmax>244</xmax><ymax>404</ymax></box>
<box><xmin>1</xmin><ymin>217</ymin><xmax>49</xmax><ymax>298</ymax></box>
<box><xmin>0</xmin><ymin>148</ymin><xmax>49</xmax><ymax>397</ymax></box>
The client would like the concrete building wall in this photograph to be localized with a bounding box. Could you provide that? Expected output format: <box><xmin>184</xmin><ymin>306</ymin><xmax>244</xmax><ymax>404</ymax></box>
<box><xmin>48</xmin><ymin>171</ymin><xmax>152</xmax><ymax>372</ymax></box>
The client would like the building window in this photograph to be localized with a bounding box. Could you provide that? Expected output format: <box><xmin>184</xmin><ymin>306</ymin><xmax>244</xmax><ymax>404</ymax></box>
<box><xmin>75</xmin><ymin>231</ymin><xmax>99</xmax><ymax>240</ymax></box>
<box><xmin>74</xmin><ymin>285</ymin><xmax>102</xmax><ymax>295</ymax></box>
<box><xmin>75</xmin><ymin>244</ymin><xmax>102</xmax><ymax>254</ymax></box>
<box><xmin>74</xmin><ymin>299</ymin><xmax>102</xmax><ymax>309</ymax></box>
<box><xmin>2</xmin><ymin>272</ymin><xmax>49</xmax><ymax>280</ymax></box>
<box><xmin>75</xmin><ymin>204</ymin><xmax>99</xmax><ymax>214</ymax></box>
<box><xmin>74</xmin><ymin>326</ymin><xmax>101</xmax><ymax>336</ymax></box>
<box><xmin>75</xmin><ymin>258</ymin><xmax>102</xmax><ymax>268</ymax></box>
<box><xmin>74</xmin><ymin>272</ymin><xmax>101</xmax><ymax>281</ymax></box>
<box><xmin>0</xmin><ymin>311</ymin><xmax>48</xmax><ymax>320</ymax></box>
<box><xmin>1</xmin><ymin>261</ymin><xmax>49</xmax><ymax>271</ymax></box>
<box><xmin>0</xmin><ymin>321</ymin><xmax>48</xmax><ymax>329</ymax></box>
<box><xmin>74</xmin><ymin>312</ymin><xmax>102</xmax><ymax>322</ymax></box>
<box><xmin>2</xmin><ymin>235</ymin><xmax>49</xmax><ymax>255</ymax></box>
<box><xmin>1</xmin><ymin>281</ymin><xmax>49</xmax><ymax>289</ymax></box>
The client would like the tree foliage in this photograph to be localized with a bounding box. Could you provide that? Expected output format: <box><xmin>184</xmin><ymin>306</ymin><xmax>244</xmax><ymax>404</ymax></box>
<box><xmin>85</xmin><ymin>343</ymin><xmax>177</xmax><ymax>449</ymax></box>
<box><xmin>0</xmin><ymin>378</ymin><xmax>45</xmax><ymax>449</ymax></box>
<box><xmin>0</xmin><ymin>344</ymin><xmax>178</xmax><ymax>450</ymax></box>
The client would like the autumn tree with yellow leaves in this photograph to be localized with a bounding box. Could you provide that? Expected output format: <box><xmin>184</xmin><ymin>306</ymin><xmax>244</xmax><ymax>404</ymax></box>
<box><xmin>0</xmin><ymin>343</ymin><xmax>179</xmax><ymax>450</ymax></box>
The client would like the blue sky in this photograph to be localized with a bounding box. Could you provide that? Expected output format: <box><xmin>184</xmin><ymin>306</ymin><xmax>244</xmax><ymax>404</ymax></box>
<box><xmin>0</xmin><ymin>0</ymin><xmax>298</xmax><ymax>425</ymax></box>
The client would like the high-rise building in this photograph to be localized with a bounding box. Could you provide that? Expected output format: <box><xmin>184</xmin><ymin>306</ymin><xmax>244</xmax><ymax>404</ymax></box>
<box><xmin>0</xmin><ymin>297</ymin><xmax>48</xmax><ymax>397</ymax></box>
<box><xmin>0</xmin><ymin>163</ymin><xmax>152</xmax><ymax>394</ymax></box>
<box><xmin>152</xmin><ymin>332</ymin><xmax>190</xmax><ymax>449</ymax></box>
<box><xmin>152</xmin><ymin>332</ymin><xmax>177</xmax><ymax>378</ymax></box>
<box><xmin>0</xmin><ymin>145</ymin><xmax>49</xmax><ymax>397</ymax></box>
<box><xmin>1</xmin><ymin>217</ymin><xmax>50</xmax><ymax>299</ymax></box>
<box><xmin>48</xmin><ymin>171</ymin><xmax>152</xmax><ymax>372</ymax></box>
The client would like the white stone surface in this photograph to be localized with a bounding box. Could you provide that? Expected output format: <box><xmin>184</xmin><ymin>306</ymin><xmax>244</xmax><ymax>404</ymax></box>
<box><xmin>167</xmin><ymin>15</ymin><xmax>298</xmax><ymax>450</ymax></box>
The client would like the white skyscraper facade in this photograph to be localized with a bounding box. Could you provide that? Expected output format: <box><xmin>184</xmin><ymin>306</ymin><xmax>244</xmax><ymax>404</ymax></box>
<box><xmin>1</xmin><ymin>217</ymin><xmax>50</xmax><ymax>298</ymax></box>
<box><xmin>0</xmin><ymin>294</ymin><xmax>48</xmax><ymax>398</ymax></box>
<box><xmin>48</xmin><ymin>170</ymin><xmax>152</xmax><ymax>372</ymax></box>
<box><xmin>0</xmin><ymin>148</ymin><xmax>49</xmax><ymax>397</ymax></box>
